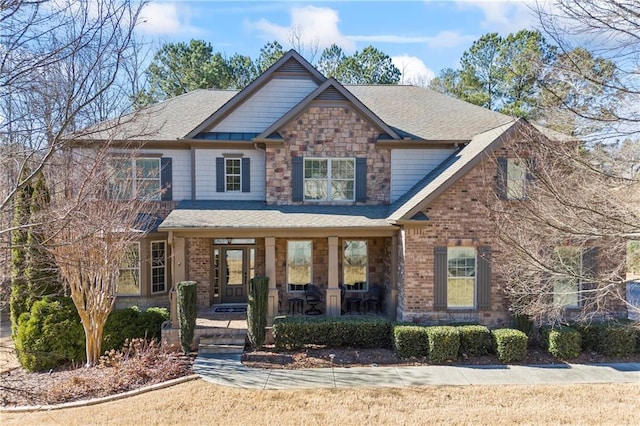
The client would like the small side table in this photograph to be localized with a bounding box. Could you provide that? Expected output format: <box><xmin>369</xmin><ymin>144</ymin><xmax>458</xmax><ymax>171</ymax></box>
<box><xmin>346</xmin><ymin>297</ymin><xmax>362</xmax><ymax>314</ymax></box>
<box><xmin>287</xmin><ymin>297</ymin><xmax>304</xmax><ymax>315</ymax></box>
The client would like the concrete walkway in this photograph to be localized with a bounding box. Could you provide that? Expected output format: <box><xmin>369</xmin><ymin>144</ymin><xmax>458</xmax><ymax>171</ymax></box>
<box><xmin>194</xmin><ymin>354</ymin><xmax>640</xmax><ymax>389</ymax></box>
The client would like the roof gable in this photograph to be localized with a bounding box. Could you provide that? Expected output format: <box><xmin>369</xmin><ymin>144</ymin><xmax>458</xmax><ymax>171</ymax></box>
<box><xmin>185</xmin><ymin>50</ymin><xmax>326</xmax><ymax>139</ymax></box>
<box><xmin>256</xmin><ymin>78</ymin><xmax>401</xmax><ymax>140</ymax></box>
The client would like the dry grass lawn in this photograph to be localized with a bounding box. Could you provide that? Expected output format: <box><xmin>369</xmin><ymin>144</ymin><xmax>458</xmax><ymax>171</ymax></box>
<box><xmin>2</xmin><ymin>380</ymin><xmax>638</xmax><ymax>425</ymax></box>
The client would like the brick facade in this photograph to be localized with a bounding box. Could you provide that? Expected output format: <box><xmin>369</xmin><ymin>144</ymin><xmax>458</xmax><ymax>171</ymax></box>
<box><xmin>265</xmin><ymin>106</ymin><xmax>391</xmax><ymax>205</ymax></box>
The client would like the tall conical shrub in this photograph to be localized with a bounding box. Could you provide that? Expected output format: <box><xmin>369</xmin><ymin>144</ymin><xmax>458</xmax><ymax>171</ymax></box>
<box><xmin>177</xmin><ymin>281</ymin><xmax>197</xmax><ymax>354</ymax></box>
<box><xmin>247</xmin><ymin>275</ymin><xmax>269</xmax><ymax>349</ymax></box>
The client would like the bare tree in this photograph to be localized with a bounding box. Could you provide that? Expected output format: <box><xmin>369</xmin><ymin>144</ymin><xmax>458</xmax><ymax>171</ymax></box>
<box><xmin>45</xmin><ymin>145</ymin><xmax>152</xmax><ymax>366</ymax></box>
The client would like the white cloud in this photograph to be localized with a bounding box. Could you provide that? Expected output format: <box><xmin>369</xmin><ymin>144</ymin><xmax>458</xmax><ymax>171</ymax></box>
<box><xmin>249</xmin><ymin>6</ymin><xmax>356</xmax><ymax>52</ymax></box>
<box><xmin>137</xmin><ymin>3</ymin><xmax>200</xmax><ymax>35</ymax></box>
<box><xmin>392</xmin><ymin>55</ymin><xmax>435</xmax><ymax>86</ymax></box>
<box><xmin>456</xmin><ymin>0</ymin><xmax>536</xmax><ymax>34</ymax></box>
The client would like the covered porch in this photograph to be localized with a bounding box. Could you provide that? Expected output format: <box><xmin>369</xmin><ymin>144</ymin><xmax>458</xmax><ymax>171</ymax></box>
<box><xmin>159</xmin><ymin>201</ymin><xmax>400</xmax><ymax>326</ymax></box>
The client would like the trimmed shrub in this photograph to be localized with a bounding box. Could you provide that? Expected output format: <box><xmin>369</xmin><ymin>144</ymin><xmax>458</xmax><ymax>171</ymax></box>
<box><xmin>14</xmin><ymin>297</ymin><xmax>85</xmax><ymax>372</ymax></box>
<box><xmin>247</xmin><ymin>276</ymin><xmax>269</xmax><ymax>349</ymax></box>
<box><xmin>547</xmin><ymin>326</ymin><xmax>582</xmax><ymax>359</ymax></box>
<box><xmin>102</xmin><ymin>307</ymin><xmax>169</xmax><ymax>353</ymax></box>
<box><xmin>597</xmin><ymin>323</ymin><xmax>636</xmax><ymax>357</ymax></box>
<box><xmin>573</xmin><ymin>323</ymin><xmax>601</xmax><ymax>352</ymax></box>
<box><xmin>457</xmin><ymin>325</ymin><xmax>492</xmax><ymax>357</ymax></box>
<box><xmin>272</xmin><ymin>316</ymin><xmax>392</xmax><ymax>350</ymax></box>
<box><xmin>426</xmin><ymin>326</ymin><xmax>459</xmax><ymax>363</ymax></box>
<box><xmin>492</xmin><ymin>328</ymin><xmax>528</xmax><ymax>363</ymax></box>
<box><xmin>177</xmin><ymin>281</ymin><xmax>198</xmax><ymax>353</ymax></box>
<box><xmin>511</xmin><ymin>314</ymin><xmax>533</xmax><ymax>337</ymax></box>
<box><xmin>393</xmin><ymin>325</ymin><xmax>429</xmax><ymax>358</ymax></box>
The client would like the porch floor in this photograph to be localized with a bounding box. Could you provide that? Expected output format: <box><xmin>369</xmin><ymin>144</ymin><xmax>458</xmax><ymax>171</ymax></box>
<box><xmin>196</xmin><ymin>304</ymin><xmax>247</xmax><ymax>330</ymax></box>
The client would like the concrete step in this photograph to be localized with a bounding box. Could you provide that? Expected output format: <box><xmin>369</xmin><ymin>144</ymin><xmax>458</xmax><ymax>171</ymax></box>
<box><xmin>200</xmin><ymin>334</ymin><xmax>246</xmax><ymax>346</ymax></box>
<box><xmin>198</xmin><ymin>343</ymin><xmax>245</xmax><ymax>355</ymax></box>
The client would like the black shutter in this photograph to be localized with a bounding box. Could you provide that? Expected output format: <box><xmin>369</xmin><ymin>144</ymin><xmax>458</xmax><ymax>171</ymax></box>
<box><xmin>355</xmin><ymin>157</ymin><xmax>367</xmax><ymax>202</ymax></box>
<box><xmin>292</xmin><ymin>157</ymin><xmax>303</xmax><ymax>201</ymax></box>
<box><xmin>434</xmin><ymin>246</ymin><xmax>448</xmax><ymax>310</ymax></box>
<box><xmin>241</xmin><ymin>157</ymin><xmax>250</xmax><ymax>193</ymax></box>
<box><xmin>160</xmin><ymin>157</ymin><xmax>172</xmax><ymax>201</ymax></box>
<box><xmin>477</xmin><ymin>246</ymin><xmax>492</xmax><ymax>309</ymax></box>
<box><xmin>216</xmin><ymin>157</ymin><xmax>225</xmax><ymax>192</ymax></box>
<box><xmin>497</xmin><ymin>157</ymin><xmax>508</xmax><ymax>200</ymax></box>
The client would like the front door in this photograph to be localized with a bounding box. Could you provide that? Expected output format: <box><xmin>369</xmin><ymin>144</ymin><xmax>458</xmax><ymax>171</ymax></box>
<box><xmin>220</xmin><ymin>246</ymin><xmax>254</xmax><ymax>303</ymax></box>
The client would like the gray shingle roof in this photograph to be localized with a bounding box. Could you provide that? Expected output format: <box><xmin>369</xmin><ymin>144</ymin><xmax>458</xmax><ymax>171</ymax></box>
<box><xmin>387</xmin><ymin>120</ymin><xmax>519</xmax><ymax>222</ymax></box>
<box><xmin>159</xmin><ymin>201</ymin><xmax>394</xmax><ymax>230</ymax></box>
<box><xmin>346</xmin><ymin>85</ymin><xmax>514</xmax><ymax>141</ymax></box>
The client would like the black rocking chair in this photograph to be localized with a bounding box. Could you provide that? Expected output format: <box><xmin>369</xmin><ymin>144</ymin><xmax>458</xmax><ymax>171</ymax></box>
<box><xmin>304</xmin><ymin>284</ymin><xmax>323</xmax><ymax>315</ymax></box>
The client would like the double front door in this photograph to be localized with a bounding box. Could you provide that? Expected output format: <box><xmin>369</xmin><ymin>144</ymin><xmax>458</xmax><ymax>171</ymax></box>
<box><xmin>214</xmin><ymin>244</ymin><xmax>255</xmax><ymax>304</ymax></box>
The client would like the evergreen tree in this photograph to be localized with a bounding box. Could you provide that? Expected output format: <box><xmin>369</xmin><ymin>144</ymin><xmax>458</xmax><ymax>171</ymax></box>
<box><xmin>10</xmin><ymin>168</ymin><xmax>33</xmax><ymax>336</ymax></box>
<box><xmin>25</xmin><ymin>173</ymin><xmax>61</xmax><ymax>303</ymax></box>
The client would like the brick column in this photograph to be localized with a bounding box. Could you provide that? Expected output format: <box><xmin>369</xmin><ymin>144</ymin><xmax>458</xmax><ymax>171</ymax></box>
<box><xmin>265</xmin><ymin>237</ymin><xmax>279</xmax><ymax>325</ymax></box>
<box><xmin>326</xmin><ymin>236</ymin><xmax>341</xmax><ymax>316</ymax></box>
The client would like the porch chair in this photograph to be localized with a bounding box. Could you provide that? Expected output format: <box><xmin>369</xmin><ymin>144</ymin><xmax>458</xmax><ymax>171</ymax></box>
<box><xmin>363</xmin><ymin>284</ymin><xmax>383</xmax><ymax>314</ymax></box>
<box><xmin>304</xmin><ymin>283</ymin><xmax>323</xmax><ymax>315</ymax></box>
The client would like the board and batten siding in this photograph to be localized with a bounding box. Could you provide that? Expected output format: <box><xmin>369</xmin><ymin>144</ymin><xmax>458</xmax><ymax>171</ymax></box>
<box><xmin>210</xmin><ymin>77</ymin><xmax>319</xmax><ymax>133</ymax></box>
<box><xmin>390</xmin><ymin>148</ymin><xmax>457</xmax><ymax>202</ymax></box>
<box><xmin>108</xmin><ymin>148</ymin><xmax>192</xmax><ymax>201</ymax></box>
<box><xmin>194</xmin><ymin>149</ymin><xmax>265</xmax><ymax>200</ymax></box>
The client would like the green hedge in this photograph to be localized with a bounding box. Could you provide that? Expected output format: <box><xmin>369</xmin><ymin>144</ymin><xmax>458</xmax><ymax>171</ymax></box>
<box><xmin>545</xmin><ymin>326</ymin><xmax>582</xmax><ymax>360</ymax></box>
<box><xmin>458</xmin><ymin>325</ymin><xmax>492</xmax><ymax>357</ymax></box>
<box><xmin>426</xmin><ymin>326</ymin><xmax>460</xmax><ymax>363</ymax></box>
<box><xmin>272</xmin><ymin>316</ymin><xmax>392</xmax><ymax>350</ymax></box>
<box><xmin>573</xmin><ymin>321</ymin><xmax>637</xmax><ymax>357</ymax></box>
<box><xmin>393</xmin><ymin>325</ymin><xmax>429</xmax><ymax>358</ymax></box>
<box><xmin>14</xmin><ymin>297</ymin><xmax>86</xmax><ymax>372</ymax></box>
<box><xmin>102</xmin><ymin>306</ymin><xmax>169</xmax><ymax>352</ymax></box>
<box><xmin>492</xmin><ymin>328</ymin><xmax>527</xmax><ymax>363</ymax></box>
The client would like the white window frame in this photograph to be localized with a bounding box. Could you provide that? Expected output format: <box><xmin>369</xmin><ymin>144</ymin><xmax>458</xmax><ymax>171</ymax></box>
<box><xmin>287</xmin><ymin>240</ymin><xmax>312</xmax><ymax>292</ymax></box>
<box><xmin>110</xmin><ymin>157</ymin><xmax>161</xmax><ymax>200</ymax></box>
<box><xmin>225</xmin><ymin>157</ymin><xmax>241</xmax><ymax>192</ymax></box>
<box><xmin>150</xmin><ymin>240</ymin><xmax>167</xmax><ymax>294</ymax></box>
<box><xmin>118</xmin><ymin>242</ymin><xmax>141</xmax><ymax>296</ymax></box>
<box><xmin>552</xmin><ymin>246</ymin><xmax>582</xmax><ymax>308</ymax></box>
<box><xmin>506</xmin><ymin>158</ymin><xmax>527</xmax><ymax>200</ymax></box>
<box><xmin>304</xmin><ymin>158</ymin><xmax>355</xmax><ymax>201</ymax></box>
<box><xmin>343</xmin><ymin>240</ymin><xmax>368</xmax><ymax>292</ymax></box>
<box><xmin>447</xmin><ymin>247</ymin><xmax>476</xmax><ymax>309</ymax></box>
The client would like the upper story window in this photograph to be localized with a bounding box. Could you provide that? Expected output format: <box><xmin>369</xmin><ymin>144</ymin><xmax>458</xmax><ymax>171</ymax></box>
<box><xmin>552</xmin><ymin>246</ymin><xmax>582</xmax><ymax>308</ymax></box>
<box><xmin>225</xmin><ymin>158</ymin><xmax>241</xmax><ymax>191</ymax></box>
<box><xmin>109</xmin><ymin>158</ymin><xmax>161</xmax><ymax>200</ymax></box>
<box><xmin>304</xmin><ymin>158</ymin><xmax>354</xmax><ymax>201</ymax></box>
<box><xmin>506</xmin><ymin>159</ymin><xmax>527</xmax><ymax>200</ymax></box>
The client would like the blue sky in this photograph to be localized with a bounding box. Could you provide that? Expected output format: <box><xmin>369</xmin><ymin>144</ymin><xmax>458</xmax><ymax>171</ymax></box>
<box><xmin>136</xmin><ymin>1</ymin><xmax>540</xmax><ymax>83</ymax></box>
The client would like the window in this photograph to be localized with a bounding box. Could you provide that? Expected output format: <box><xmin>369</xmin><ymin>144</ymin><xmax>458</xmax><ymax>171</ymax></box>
<box><xmin>552</xmin><ymin>246</ymin><xmax>581</xmax><ymax>308</ymax></box>
<box><xmin>447</xmin><ymin>247</ymin><xmax>476</xmax><ymax>308</ymax></box>
<box><xmin>151</xmin><ymin>241</ymin><xmax>167</xmax><ymax>294</ymax></box>
<box><xmin>304</xmin><ymin>158</ymin><xmax>354</xmax><ymax>201</ymax></box>
<box><xmin>343</xmin><ymin>240</ymin><xmax>368</xmax><ymax>291</ymax></box>
<box><xmin>118</xmin><ymin>243</ymin><xmax>140</xmax><ymax>295</ymax></box>
<box><xmin>109</xmin><ymin>158</ymin><xmax>161</xmax><ymax>200</ymax></box>
<box><xmin>506</xmin><ymin>159</ymin><xmax>527</xmax><ymax>200</ymax></box>
<box><xmin>287</xmin><ymin>240</ymin><xmax>312</xmax><ymax>292</ymax></box>
<box><xmin>225</xmin><ymin>158</ymin><xmax>241</xmax><ymax>191</ymax></box>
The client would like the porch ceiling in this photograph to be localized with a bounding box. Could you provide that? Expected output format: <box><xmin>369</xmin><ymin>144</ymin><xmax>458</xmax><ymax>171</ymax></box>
<box><xmin>158</xmin><ymin>200</ymin><xmax>396</xmax><ymax>235</ymax></box>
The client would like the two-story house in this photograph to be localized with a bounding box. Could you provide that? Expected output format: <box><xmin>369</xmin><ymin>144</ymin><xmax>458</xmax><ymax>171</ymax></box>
<box><xmin>82</xmin><ymin>50</ymin><xmax>597</xmax><ymax>327</ymax></box>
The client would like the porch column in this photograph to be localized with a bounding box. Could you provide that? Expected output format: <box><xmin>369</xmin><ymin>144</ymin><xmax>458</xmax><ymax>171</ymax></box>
<box><xmin>170</xmin><ymin>236</ymin><xmax>186</xmax><ymax>328</ymax></box>
<box><xmin>326</xmin><ymin>236</ymin><xmax>341</xmax><ymax>316</ymax></box>
<box><xmin>388</xmin><ymin>234</ymin><xmax>399</xmax><ymax>320</ymax></box>
<box><xmin>265</xmin><ymin>237</ymin><xmax>278</xmax><ymax>325</ymax></box>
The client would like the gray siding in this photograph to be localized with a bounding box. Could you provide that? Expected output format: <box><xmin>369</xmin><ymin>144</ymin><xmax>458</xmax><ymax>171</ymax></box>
<box><xmin>390</xmin><ymin>148</ymin><xmax>457</xmax><ymax>202</ymax></box>
<box><xmin>194</xmin><ymin>149</ymin><xmax>265</xmax><ymax>200</ymax></box>
<box><xmin>209</xmin><ymin>77</ymin><xmax>319</xmax><ymax>133</ymax></box>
